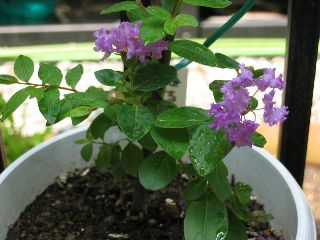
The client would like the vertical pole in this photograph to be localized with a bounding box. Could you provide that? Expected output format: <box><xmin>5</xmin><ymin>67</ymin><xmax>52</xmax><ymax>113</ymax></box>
<box><xmin>279</xmin><ymin>0</ymin><xmax>320</xmax><ymax>186</ymax></box>
<box><xmin>0</xmin><ymin>127</ymin><xmax>7</xmax><ymax>173</ymax></box>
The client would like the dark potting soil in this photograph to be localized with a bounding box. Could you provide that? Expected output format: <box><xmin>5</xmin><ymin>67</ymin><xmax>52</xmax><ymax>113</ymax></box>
<box><xmin>6</xmin><ymin>168</ymin><xmax>284</xmax><ymax>240</ymax></box>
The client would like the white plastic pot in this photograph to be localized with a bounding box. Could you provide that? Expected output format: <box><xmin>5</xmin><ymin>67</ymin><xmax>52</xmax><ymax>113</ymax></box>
<box><xmin>0</xmin><ymin>127</ymin><xmax>316</xmax><ymax>240</ymax></box>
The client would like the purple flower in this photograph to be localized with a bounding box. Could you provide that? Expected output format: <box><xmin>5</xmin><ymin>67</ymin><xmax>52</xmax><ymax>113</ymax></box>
<box><xmin>208</xmin><ymin>103</ymin><xmax>240</xmax><ymax>129</ymax></box>
<box><xmin>208</xmin><ymin>64</ymin><xmax>288</xmax><ymax>147</ymax></box>
<box><xmin>238</xmin><ymin>64</ymin><xmax>254</xmax><ymax>86</ymax></box>
<box><xmin>264</xmin><ymin>106</ymin><xmax>288</xmax><ymax>126</ymax></box>
<box><xmin>94</xmin><ymin>22</ymin><xmax>168</xmax><ymax>63</ymax></box>
<box><xmin>263</xmin><ymin>90</ymin><xmax>288</xmax><ymax>126</ymax></box>
<box><xmin>221</xmin><ymin>86</ymin><xmax>250</xmax><ymax>113</ymax></box>
<box><xmin>256</xmin><ymin>68</ymin><xmax>286</xmax><ymax>91</ymax></box>
<box><xmin>227</xmin><ymin>120</ymin><xmax>259</xmax><ymax>147</ymax></box>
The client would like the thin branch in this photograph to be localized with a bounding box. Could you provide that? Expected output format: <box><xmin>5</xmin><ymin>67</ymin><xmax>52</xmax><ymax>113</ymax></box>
<box><xmin>17</xmin><ymin>81</ymin><xmax>78</xmax><ymax>92</ymax></box>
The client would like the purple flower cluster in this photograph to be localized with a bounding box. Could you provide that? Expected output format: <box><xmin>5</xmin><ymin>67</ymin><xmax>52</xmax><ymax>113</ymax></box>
<box><xmin>208</xmin><ymin>64</ymin><xmax>288</xmax><ymax>147</ymax></box>
<box><xmin>94</xmin><ymin>22</ymin><xmax>168</xmax><ymax>63</ymax></box>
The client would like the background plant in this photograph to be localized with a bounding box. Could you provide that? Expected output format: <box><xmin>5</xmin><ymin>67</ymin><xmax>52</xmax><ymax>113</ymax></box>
<box><xmin>0</xmin><ymin>1</ymin><xmax>287</xmax><ymax>239</ymax></box>
<box><xmin>0</xmin><ymin>93</ymin><xmax>50</xmax><ymax>164</ymax></box>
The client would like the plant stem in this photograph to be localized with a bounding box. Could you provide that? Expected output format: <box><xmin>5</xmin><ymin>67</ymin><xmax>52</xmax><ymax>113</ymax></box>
<box><xmin>136</xmin><ymin>0</ymin><xmax>150</xmax><ymax>16</ymax></box>
<box><xmin>171</xmin><ymin>0</ymin><xmax>182</xmax><ymax>17</ymax></box>
<box><xmin>17</xmin><ymin>81</ymin><xmax>78</xmax><ymax>92</ymax></box>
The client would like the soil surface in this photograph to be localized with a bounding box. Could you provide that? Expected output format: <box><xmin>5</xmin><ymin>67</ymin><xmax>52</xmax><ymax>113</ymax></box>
<box><xmin>6</xmin><ymin>168</ymin><xmax>283</xmax><ymax>240</ymax></box>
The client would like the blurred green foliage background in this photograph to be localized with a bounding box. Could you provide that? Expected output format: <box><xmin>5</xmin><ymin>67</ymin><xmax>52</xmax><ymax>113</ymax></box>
<box><xmin>0</xmin><ymin>94</ymin><xmax>50</xmax><ymax>164</ymax></box>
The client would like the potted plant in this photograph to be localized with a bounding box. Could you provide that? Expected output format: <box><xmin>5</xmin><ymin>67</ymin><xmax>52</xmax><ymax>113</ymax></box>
<box><xmin>0</xmin><ymin>0</ymin><xmax>317</xmax><ymax>239</ymax></box>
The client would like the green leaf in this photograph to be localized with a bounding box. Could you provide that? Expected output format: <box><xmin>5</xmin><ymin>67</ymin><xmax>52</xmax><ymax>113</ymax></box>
<box><xmin>94</xmin><ymin>69</ymin><xmax>123</xmax><ymax>86</ymax></box>
<box><xmin>14</xmin><ymin>55</ymin><xmax>34</xmax><ymax>82</ymax></box>
<box><xmin>189</xmin><ymin>124</ymin><xmax>233</xmax><ymax>176</ymax></box>
<box><xmin>229</xmin><ymin>195</ymin><xmax>250</xmax><ymax>221</ymax></box>
<box><xmin>38</xmin><ymin>63</ymin><xmax>63</xmax><ymax>85</ymax></box>
<box><xmin>111</xmin><ymin>146</ymin><xmax>121</xmax><ymax>165</ymax></box>
<box><xmin>209</xmin><ymin>80</ymin><xmax>228</xmax><ymax>103</ymax></box>
<box><xmin>139</xmin><ymin>151</ymin><xmax>177</xmax><ymax>191</ymax></box>
<box><xmin>169</xmin><ymin>40</ymin><xmax>218</xmax><ymax>67</ymax></box>
<box><xmin>127</xmin><ymin>8</ymin><xmax>148</xmax><ymax>21</ymax></box>
<box><xmin>104</xmin><ymin>103</ymin><xmax>124</xmax><ymax>121</ymax></box>
<box><xmin>38</xmin><ymin>87</ymin><xmax>60</xmax><ymax>125</ymax></box>
<box><xmin>138</xmin><ymin>133</ymin><xmax>158</xmax><ymax>152</ymax></box>
<box><xmin>249</xmin><ymin>96</ymin><xmax>259</xmax><ymax>110</ymax></box>
<box><xmin>101</xmin><ymin>1</ymin><xmax>139</xmax><ymax>14</ymax></box>
<box><xmin>0</xmin><ymin>75</ymin><xmax>18</xmax><ymax>85</ymax></box>
<box><xmin>64</xmin><ymin>106</ymin><xmax>94</xmax><ymax>118</ymax></box>
<box><xmin>29</xmin><ymin>87</ymin><xmax>45</xmax><ymax>100</ymax></box>
<box><xmin>133</xmin><ymin>63</ymin><xmax>177</xmax><ymax>91</ymax></box>
<box><xmin>151</xmin><ymin>127</ymin><xmax>189</xmax><ymax>159</ymax></box>
<box><xmin>206</xmin><ymin>161</ymin><xmax>232</xmax><ymax>202</ymax></box>
<box><xmin>184</xmin><ymin>193</ymin><xmax>228</xmax><ymax>240</ymax></box>
<box><xmin>96</xmin><ymin>145</ymin><xmax>111</xmax><ymax>172</ymax></box>
<box><xmin>161</xmin><ymin>0</ymin><xmax>175</xmax><ymax>12</ymax></box>
<box><xmin>155</xmin><ymin>106</ymin><xmax>210</xmax><ymax>128</ymax></box>
<box><xmin>122</xmin><ymin>143</ymin><xmax>144</xmax><ymax>176</ymax></box>
<box><xmin>117</xmin><ymin>105</ymin><xmax>154</xmax><ymax>141</ymax></box>
<box><xmin>225</xmin><ymin>211</ymin><xmax>248</xmax><ymax>240</ymax></box>
<box><xmin>182</xmin><ymin>0</ymin><xmax>231</xmax><ymax>8</ymax></box>
<box><xmin>234</xmin><ymin>182</ymin><xmax>252</xmax><ymax>205</ymax></box>
<box><xmin>215</xmin><ymin>53</ymin><xmax>239</xmax><ymax>69</ymax></box>
<box><xmin>66</xmin><ymin>64</ymin><xmax>83</xmax><ymax>89</ymax></box>
<box><xmin>253</xmin><ymin>69</ymin><xmax>264</xmax><ymax>78</ymax></box>
<box><xmin>146</xmin><ymin>6</ymin><xmax>171</xmax><ymax>19</ymax></box>
<box><xmin>141</xmin><ymin>16</ymin><xmax>166</xmax><ymax>44</ymax></box>
<box><xmin>146</xmin><ymin>99</ymin><xmax>176</xmax><ymax>116</ymax></box>
<box><xmin>174</xmin><ymin>14</ymin><xmax>198</xmax><ymax>27</ymax></box>
<box><xmin>63</xmin><ymin>89</ymin><xmax>107</xmax><ymax>109</ymax></box>
<box><xmin>71</xmin><ymin>115</ymin><xmax>90</xmax><ymax>126</ymax></box>
<box><xmin>252</xmin><ymin>132</ymin><xmax>267</xmax><ymax>148</ymax></box>
<box><xmin>183</xmin><ymin>178</ymin><xmax>207</xmax><ymax>201</ymax></box>
<box><xmin>81</xmin><ymin>143</ymin><xmax>93</xmax><ymax>162</ymax></box>
<box><xmin>164</xmin><ymin>19</ymin><xmax>177</xmax><ymax>35</ymax></box>
<box><xmin>89</xmin><ymin>113</ymin><xmax>113</xmax><ymax>139</ymax></box>
<box><xmin>1</xmin><ymin>87</ymin><xmax>32</xmax><ymax>121</ymax></box>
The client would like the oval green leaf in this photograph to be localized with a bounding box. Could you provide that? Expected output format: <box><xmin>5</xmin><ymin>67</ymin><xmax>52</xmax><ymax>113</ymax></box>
<box><xmin>155</xmin><ymin>106</ymin><xmax>210</xmax><ymax>128</ymax></box>
<box><xmin>146</xmin><ymin>6</ymin><xmax>171</xmax><ymax>19</ymax></box>
<box><xmin>174</xmin><ymin>14</ymin><xmax>198</xmax><ymax>27</ymax></box>
<box><xmin>184</xmin><ymin>193</ymin><xmax>228</xmax><ymax>240</ymax></box>
<box><xmin>138</xmin><ymin>151</ymin><xmax>177</xmax><ymax>191</ymax></box>
<box><xmin>133</xmin><ymin>63</ymin><xmax>177</xmax><ymax>91</ymax></box>
<box><xmin>38</xmin><ymin>63</ymin><xmax>63</xmax><ymax>86</ymax></box>
<box><xmin>81</xmin><ymin>143</ymin><xmax>93</xmax><ymax>162</ymax></box>
<box><xmin>38</xmin><ymin>87</ymin><xmax>60</xmax><ymax>125</ymax></box>
<box><xmin>94</xmin><ymin>69</ymin><xmax>123</xmax><ymax>86</ymax></box>
<box><xmin>206</xmin><ymin>161</ymin><xmax>232</xmax><ymax>202</ymax></box>
<box><xmin>122</xmin><ymin>143</ymin><xmax>144</xmax><ymax>176</ymax></box>
<box><xmin>150</xmin><ymin>126</ymin><xmax>189</xmax><ymax>159</ymax></box>
<box><xmin>141</xmin><ymin>16</ymin><xmax>166</xmax><ymax>44</ymax></box>
<box><xmin>96</xmin><ymin>145</ymin><xmax>111</xmax><ymax>172</ymax></box>
<box><xmin>14</xmin><ymin>55</ymin><xmax>34</xmax><ymax>82</ymax></box>
<box><xmin>169</xmin><ymin>40</ymin><xmax>218</xmax><ymax>67</ymax></box>
<box><xmin>1</xmin><ymin>86</ymin><xmax>31</xmax><ymax>121</ymax></box>
<box><xmin>66</xmin><ymin>64</ymin><xmax>83</xmax><ymax>89</ymax></box>
<box><xmin>189</xmin><ymin>124</ymin><xmax>233</xmax><ymax>176</ymax></box>
<box><xmin>0</xmin><ymin>75</ymin><xmax>18</xmax><ymax>85</ymax></box>
<box><xmin>118</xmin><ymin>105</ymin><xmax>154</xmax><ymax>141</ymax></box>
<box><xmin>183</xmin><ymin>178</ymin><xmax>207</xmax><ymax>201</ymax></box>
